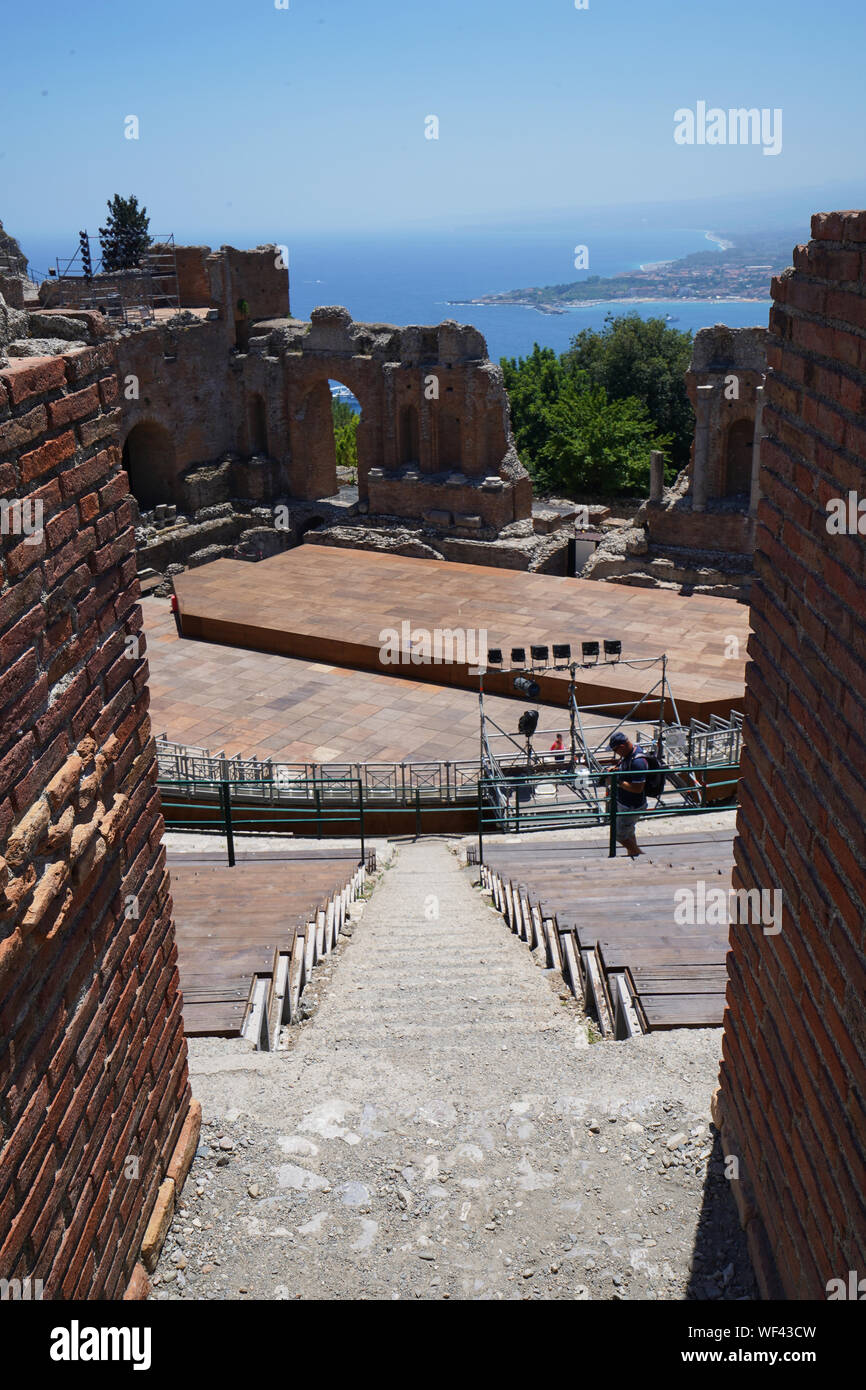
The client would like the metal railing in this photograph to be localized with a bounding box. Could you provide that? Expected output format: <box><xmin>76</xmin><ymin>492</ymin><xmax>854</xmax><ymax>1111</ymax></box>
<box><xmin>155</xmin><ymin>714</ymin><xmax>742</xmax><ymax>811</ymax></box>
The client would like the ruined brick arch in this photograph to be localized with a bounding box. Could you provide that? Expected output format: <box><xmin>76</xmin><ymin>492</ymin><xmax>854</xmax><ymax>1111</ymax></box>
<box><xmin>293</xmin><ymin>373</ymin><xmax>372</xmax><ymax>499</ymax></box>
<box><xmin>724</xmin><ymin>417</ymin><xmax>754</xmax><ymax>496</ymax></box>
<box><xmin>121</xmin><ymin>419</ymin><xmax>179</xmax><ymax>508</ymax></box>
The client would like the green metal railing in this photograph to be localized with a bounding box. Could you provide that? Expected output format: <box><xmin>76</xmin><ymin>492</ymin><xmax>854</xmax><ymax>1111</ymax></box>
<box><xmin>475</xmin><ymin>759</ymin><xmax>740</xmax><ymax>862</ymax></box>
<box><xmin>158</xmin><ymin>756</ymin><xmax>739</xmax><ymax>869</ymax></box>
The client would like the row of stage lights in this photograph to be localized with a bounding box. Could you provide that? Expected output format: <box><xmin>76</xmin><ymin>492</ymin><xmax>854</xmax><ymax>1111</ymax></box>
<box><xmin>486</xmin><ymin>640</ymin><xmax>622</xmax><ymax>671</ymax></box>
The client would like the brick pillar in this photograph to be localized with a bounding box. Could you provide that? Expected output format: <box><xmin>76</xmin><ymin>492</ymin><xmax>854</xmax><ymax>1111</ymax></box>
<box><xmin>717</xmin><ymin>209</ymin><xmax>866</xmax><ymax>1299</ymax></box>
<box><xmin>0</xmin><ymin>348</ymin><xmax>191</xmax><ymax>1299</ymax></box>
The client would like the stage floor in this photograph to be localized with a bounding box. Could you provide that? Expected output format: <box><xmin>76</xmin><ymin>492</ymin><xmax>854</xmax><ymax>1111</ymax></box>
<box><xmin>144</xmin><ymin>598</ymin><xmax>581</xmax><ymax>764</ymax></box>
<box><xmin>174</xmin><ymin>546</ymin><xmax>749</xmax><ymax>722</ymax></box>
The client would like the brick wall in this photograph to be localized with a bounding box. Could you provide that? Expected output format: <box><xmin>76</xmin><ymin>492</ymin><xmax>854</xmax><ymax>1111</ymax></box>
<box><xmin>0</xmin><ymin>347</ymin><xmax>191</xmax><ymax>1298</ymax></box>
<box><xmin>719</xmin><ymin>211</ymin><xmax>866</xmax><ymax>1298</ymax></box>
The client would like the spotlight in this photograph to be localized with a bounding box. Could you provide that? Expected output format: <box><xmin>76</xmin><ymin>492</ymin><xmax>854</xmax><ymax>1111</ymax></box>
<box><xmin>581</xmin><ymin>641</ymin><xmax>600</xmax><ymax>665</ymax></box>
<box><xmin>510</xmin><ymin>647</ymin><xmax>526</xmax><ymax>666</ymax></box>
<box><xmin>79</xmin><ymin>230</ymin><xmax>93</xmax><ymax>281</ymax></box>
<box><xmin>487</xmin><ymin>648</ymin><xmax>503</xmax><ymax>666</ymax></box>
<box><xmin>518</xmin><ymin>709</ymin><xmax>539</xmax><ymax>738</ymax></box>
<box><xmin>604</xmin><ymin>640</ymin><xmax>622</xmax><ymax>663</ymax></box>
<box><xmin>530</xmin><ymin>644</ymin><xmax>549</xmax><ymax>667</ymax></box>
<box><xmin>513</xmin><ymin>675</ymin><xmax>541</xmax><ymax>700</ymax></box>
<box><xmin>552</xmin><ymin>643</ymin><xmax>571</xmax><ymax>667</ymax></box>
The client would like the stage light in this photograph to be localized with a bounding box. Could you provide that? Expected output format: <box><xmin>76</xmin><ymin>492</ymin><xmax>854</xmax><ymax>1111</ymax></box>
<box><xmin>487</xmin><ymin>648</ymin><xmax>503</xmax><ymax>666</ymax></box>
<box><xmin>513</xmin><ymin>675</ymin><xmax>540</xmax><ymax>700</ymax></box>
<box><xmin>518</xmin><ymin>709</ymin><xmax>539</xmax><ymax>738</ymax></box>
<box><xmin>530</xmin><ymin>644</ymin><xmax>549</xmax><ymax>666</ymax></box>
<box><xmin>79</xmin><ymin>230</ymin><xmax>92</xmax><ymax>281</ymax></box>
<box><xmin>604</xmin><ymin>640</ymin><xmax>622</xmax><ymax>662</ymax></box>
<box><xmin>582</xmin><ymin>641</ymin><xmax>600</xmax><ymax>664</ymax></box>
<box><xmin>552</xmin><ymin>643</ymin><xmax>571</xmax><ymax>666</ymax></box>
<box><xmin>510</xmin><ymin>646</ymin><xmax>526</xmax><ymax>665</ymax></box>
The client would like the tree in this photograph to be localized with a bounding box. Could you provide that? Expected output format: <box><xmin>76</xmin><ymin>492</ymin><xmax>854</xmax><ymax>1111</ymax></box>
<box><xmin>536</xmin><ymin>380</ymin><xmax>669</xmax><ymax>495</ymax></box>
<box><xmin>565</xmin><ymin>313</ymin><xmax>694</xmax><ymax>470</ymax></box>
<box><xmin>332</xmin><ymin>397</ymin><xmax>359</xmax><ymax>471</ymax></box>
<box><xmin>98</xmin><ymin>194</ymin><xmax>151</xmax><ymax>271</ymax></box>
<box><xmin>501</xmin><ymin>342</ymin><xmax>672</xmax><ymax>496</ymax></box>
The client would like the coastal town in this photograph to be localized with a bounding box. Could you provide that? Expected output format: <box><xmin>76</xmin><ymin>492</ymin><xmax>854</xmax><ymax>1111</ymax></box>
<box><xmin>451</xmin><ymin>230</ymin><xmax>789</xmax><ymax>313</ymax></box>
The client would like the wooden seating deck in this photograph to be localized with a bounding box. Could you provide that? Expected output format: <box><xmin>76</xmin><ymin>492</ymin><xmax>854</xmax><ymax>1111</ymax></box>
<box><xmin>477</xmin><ymin>830</ymin><xmax>734</xmax><ymax>1035</ymax></box>
<box><xmin>174</xmin><ymin>547</ymin><xmax>748</xmax><ymax>722</ymax></box>
<box><xmin>168</xmin><ymin>848</ymin><xmax>365</xmax><ymax>1043</ymax></box>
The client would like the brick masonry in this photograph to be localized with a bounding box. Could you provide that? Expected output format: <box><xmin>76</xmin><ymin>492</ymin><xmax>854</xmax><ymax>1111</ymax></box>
<box><xmin>0</xmin><ymin>346</ymin><xmax>191</xmax><ymax>1299</ymax></box>
<box><xmin>718</xmin><ymin>211</ymin><xmax>866</xmax><ymax>1298</ymax></box>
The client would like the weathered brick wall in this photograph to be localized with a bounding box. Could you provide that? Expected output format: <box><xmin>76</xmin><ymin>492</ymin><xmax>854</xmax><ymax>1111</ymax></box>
<box><xmin>0</xmin><ymin>348</ymin><xmax>191</xmax><ymax>1298</ymax></box>
<box><xmin>719</xmin><ymin>211</ymin><xmax>866</xmax><ymax>1298</ymax></box>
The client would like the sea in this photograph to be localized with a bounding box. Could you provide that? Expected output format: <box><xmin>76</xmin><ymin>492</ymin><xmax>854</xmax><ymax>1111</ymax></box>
<box><xmin>17</xmin><ymin>222</ymin><xmax>772</xmax><ymax>366</ymax></box>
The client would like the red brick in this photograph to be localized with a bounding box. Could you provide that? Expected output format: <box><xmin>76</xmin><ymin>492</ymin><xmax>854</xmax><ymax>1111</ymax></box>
<box><xmin>1</xmin><ymin>356</ymin><xmax>66</xmax><ymax>406</ymax></box>
<box><xmin>46</xmin><ymin>384</ymin><xmax>100</xmax><ymax>429</ymax></box>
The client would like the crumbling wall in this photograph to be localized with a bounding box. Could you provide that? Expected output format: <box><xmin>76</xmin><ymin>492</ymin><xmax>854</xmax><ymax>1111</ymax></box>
<box><xmin>717</xmin><ymin>211</ymin><xmax>866</xmax><ymax>1298</ymax></box>
<box><xmin>0</xmin><ymin>347</ymin><xmax>191</xmax><ymax>1298</ymax></box>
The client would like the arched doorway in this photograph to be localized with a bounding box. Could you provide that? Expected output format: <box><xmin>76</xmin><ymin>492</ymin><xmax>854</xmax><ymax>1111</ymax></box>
<box><xmin>122</xmin><ymin>421</ymin><xmax>178</xmax><ymax>508</ymax></box>
<box><xmin>293</xmin><ymin>378</ymin><xmax>366</xmax><ymax>498</ymax></box>
<box><xmin>724</xmin><ymin>418</ymin><xmax>754</xmax><ymax>496</ymax></box>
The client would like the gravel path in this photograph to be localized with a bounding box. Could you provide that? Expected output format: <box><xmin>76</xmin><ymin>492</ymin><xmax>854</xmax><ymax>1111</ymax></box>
<box><xmin>151</xmin><ymin>838</ymin><xmax>755</xmax><ymax>1301</ymax></box>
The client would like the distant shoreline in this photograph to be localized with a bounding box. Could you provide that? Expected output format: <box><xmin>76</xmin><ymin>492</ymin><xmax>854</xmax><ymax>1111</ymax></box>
<box><xmin>446</xmin><ymin>294</ymin><xmax>772</xmax><ymax>316</ymax></box>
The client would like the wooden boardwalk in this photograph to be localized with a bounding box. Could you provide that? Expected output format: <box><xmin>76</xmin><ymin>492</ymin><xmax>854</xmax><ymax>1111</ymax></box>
<box><xmin>174</xmin><ymin>548</ymin><xmax>748</xmax><ymax>721</ymax></box>
<box><xmin>478</xmin><ymin>830</ymin><xmax>734</xmax><ymax>1034</ymax></box>
<box><xmin>168</xmin><ymin>848</ymin><xmax>364</xmax><ymax>1041</ymax></box>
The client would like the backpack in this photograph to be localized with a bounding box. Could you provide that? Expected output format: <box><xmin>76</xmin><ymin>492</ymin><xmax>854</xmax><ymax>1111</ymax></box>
<box><xmin>642</xmin><ymin>750</ymin><xmax>667</xmax><ymax>799</ymax></box>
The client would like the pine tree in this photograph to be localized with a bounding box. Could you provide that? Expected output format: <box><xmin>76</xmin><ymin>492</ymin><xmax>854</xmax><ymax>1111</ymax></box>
<box><xmin>98</xmin><ymin>195</ymin><xmax>151</xmax><ymax>272</ymax></box>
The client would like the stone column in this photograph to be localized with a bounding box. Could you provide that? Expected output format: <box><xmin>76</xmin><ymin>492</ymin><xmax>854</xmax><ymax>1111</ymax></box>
<box><xmin>649</xmin><ymin>450</ymin><xmax>665</xmax><ymax>502</ymax></box>
<box><xmin>692</xmin><ymin>384</ymin><xmax>715</xmax><ymax>512</ymax></box>
<box><xmin>750</xmin><ymin>383</ymin><xmax>766</xmax><ymax>517</ymax></box>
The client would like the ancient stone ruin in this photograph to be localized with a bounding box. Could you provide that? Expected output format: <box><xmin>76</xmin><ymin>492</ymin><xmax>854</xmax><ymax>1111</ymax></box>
<box><xmin>584</xmin><ymin>325</ymin><xmax>768</xmax><ymax>600</ymax></box>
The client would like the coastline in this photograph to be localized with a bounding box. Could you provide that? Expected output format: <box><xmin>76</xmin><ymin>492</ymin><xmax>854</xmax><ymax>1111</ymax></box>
<box><xmin>447</xmin><ymin>294</ymin><xmax>772</xmax><ymax>315</ymax></box>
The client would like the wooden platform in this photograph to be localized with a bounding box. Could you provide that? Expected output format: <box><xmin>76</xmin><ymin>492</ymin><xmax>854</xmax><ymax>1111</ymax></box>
<box><xmin>168</xmin><ymin>849</ymin><xmax>363</xmax><ymax>1039</ymax></box>
<box><xmin>478</xmin><ymin>830</ymin><xmax>734</xmax><ymax>1033</ymax></box>
<box><xmin>174</xmin><ymin>548</ymin><xmax>749</xmax><ymax>722</ymax></box>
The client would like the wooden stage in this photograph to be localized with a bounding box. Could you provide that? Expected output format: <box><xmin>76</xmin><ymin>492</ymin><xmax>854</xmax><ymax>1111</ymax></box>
<box><xmin>174</xmin><ymin>547</ymin><xmax>749</xmax><ymax>722</ymax></box>
<box><xmin>168</xmin><ymin>848</ymin><xmax>363</xmax><ymax>1039</ymax></box>
<box><xmin>478</xmin><ymin>829</ymin><xmax>734</xmax><ymax>1033</ymax></box>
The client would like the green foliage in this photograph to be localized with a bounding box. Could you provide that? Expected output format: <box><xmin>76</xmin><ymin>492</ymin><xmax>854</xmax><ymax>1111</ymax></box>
<box><xmin>501</xmin><ymin>315</ymin><xmax>691</xmax><ymax>496</ymax></box>
<box><xmin>565</xmin><ymin>313</ymin><xmax>694</xmax><ymax>471</ymax></box>
<box><xmin>98</xmin><ymin>194</ymin><xmax>151</xmax><ymax>272</ymax></box>
<box><xmin>332</xmin><ymin>396</ymin><xmax>359</xmax><ymax>471</ymax></box>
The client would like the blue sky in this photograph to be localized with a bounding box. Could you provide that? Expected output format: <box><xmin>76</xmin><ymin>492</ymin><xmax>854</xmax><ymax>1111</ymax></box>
<box><xmin>2</xmin><ymin>0</ymin><xmax>864</xmax><ymax>253</ymax></box>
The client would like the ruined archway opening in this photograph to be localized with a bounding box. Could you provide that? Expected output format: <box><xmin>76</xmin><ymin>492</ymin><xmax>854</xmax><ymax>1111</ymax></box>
<box><xmin>122</xmin><ymin>421</ymin><xmax>179</xmax><ymax>508</ymax></box>
<box><xmin>330</xmin><ymin>380</ymin><xmax>361</xmax><ymax>483</ymax></box>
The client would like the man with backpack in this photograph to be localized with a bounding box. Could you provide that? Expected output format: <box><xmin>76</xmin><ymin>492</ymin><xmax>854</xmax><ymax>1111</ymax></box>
<box><xmin>607</xmin><ymin>731</ymin><xmax>650</xmax><ymax>857</ymax></box>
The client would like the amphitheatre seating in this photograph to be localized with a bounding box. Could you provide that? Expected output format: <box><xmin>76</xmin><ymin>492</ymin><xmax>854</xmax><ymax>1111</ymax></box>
<box><xmin>168</xmin><ymin>848</ymin><xmax>366</xmax><ymax>1047</ymax></box>
<box><xmin>477</xmin><ymin>829</ymin><xmax>734</xmax><ymax>1036</ymax></box>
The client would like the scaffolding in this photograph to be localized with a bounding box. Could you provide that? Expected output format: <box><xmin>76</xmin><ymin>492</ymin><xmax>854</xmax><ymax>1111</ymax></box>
<box><xmin>477</xmin><ymin>653</ymin><xmax>741</xmax><ymax>834</ymax></box>
<box><xmin>46</xmin><ymin>232</ymin><xmax>180</xmax><ymax>325</ymax></box>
